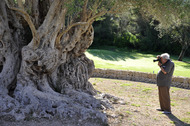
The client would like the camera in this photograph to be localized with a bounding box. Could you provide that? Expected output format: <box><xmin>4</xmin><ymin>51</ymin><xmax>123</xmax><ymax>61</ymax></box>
<box><xmin>153</xmin><ymin>55</ymin><xmax>162</xmax><ymax>63</ymax></box>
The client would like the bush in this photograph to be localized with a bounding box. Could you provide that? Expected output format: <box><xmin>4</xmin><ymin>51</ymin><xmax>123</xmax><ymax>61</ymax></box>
<box><xmin>113</xmin><ymin>32</ymin><xmax>139</xmax><ymax>48</ymax></box>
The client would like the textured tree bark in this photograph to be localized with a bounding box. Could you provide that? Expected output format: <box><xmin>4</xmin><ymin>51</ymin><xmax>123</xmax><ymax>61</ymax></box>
<box><xmin>0</xmin><ymin>0</ymin><xmax>109</xmax><ymax>123</ymax></box>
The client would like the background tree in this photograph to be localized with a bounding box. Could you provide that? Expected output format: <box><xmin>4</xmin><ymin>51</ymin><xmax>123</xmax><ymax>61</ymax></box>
<box><xmin>169</xmin><ymin>25</ymin><xmax>190</xmax><ymax>61</ymax></box>
<box><xmin>137</xmin><ymin>0</ymin><xmax>190</xmax><ymax>61</ymax></box>
<box><xmin>92</xmin><ymin>7</ymin><xmax>180</xmax><ymax>56</ymax></box>
<box><xmin>92</xmin><ymin>15</ymin><xmax>117</xmax><ymax>47</ymax></box>
<box><xmin>0</xmin><ymin>0</ymin><xmax>130</xmax><ymax>123</ymax></box>
<box><xmin>92</xmin><ymin>9</ymin><xmax>141</xmax><ymax>48</ymax></box>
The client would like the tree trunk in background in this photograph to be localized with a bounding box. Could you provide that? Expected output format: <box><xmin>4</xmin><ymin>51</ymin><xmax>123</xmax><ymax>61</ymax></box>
<box><xmin>0</xmin><ymin>0</ymin><xmax>109</xmax><ymax>123</ymax></box>
<box><xmin>178</xmin><ymin>44</ymin><xmax>188</xmax><ymax>61</ymax></box>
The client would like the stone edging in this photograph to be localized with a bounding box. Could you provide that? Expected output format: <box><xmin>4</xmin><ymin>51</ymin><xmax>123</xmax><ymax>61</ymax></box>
<box><xmin>92</xmin><ymin>68</ymin><xmax>190</xmax><ymax>89</ymax></box>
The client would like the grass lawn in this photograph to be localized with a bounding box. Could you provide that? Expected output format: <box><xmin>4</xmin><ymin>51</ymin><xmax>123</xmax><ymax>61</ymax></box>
<box><xmin>85</xmin><ymin>47</ymin><xmax>190</xmax><ymax>78</ymax></box>
<box><xmin>90</xmin><ymin>78</ymin><xmax>190</xmax><ymax>126</ymax></box>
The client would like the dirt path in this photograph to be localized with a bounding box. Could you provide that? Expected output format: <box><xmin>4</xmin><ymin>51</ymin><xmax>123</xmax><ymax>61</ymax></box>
<box><xmin>90</xmin><ymin>78</ymin><xmax>190</xmax><ymax>126</ymax></box>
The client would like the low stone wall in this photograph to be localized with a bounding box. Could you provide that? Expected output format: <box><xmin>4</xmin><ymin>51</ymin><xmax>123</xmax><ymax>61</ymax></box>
<box><xmin>92</xmin><ymin>68</ymin><xmax>190</xmax><ymax>89</ymax></box>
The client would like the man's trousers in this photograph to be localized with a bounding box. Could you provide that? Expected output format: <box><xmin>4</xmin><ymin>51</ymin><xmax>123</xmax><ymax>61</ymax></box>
<box><xmin>158</xmin><ymin>86</ymin><xmax>171</xmax><ymax>112</ymax></box>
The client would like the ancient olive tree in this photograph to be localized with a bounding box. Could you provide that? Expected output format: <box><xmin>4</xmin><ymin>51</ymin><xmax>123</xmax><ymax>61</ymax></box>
<box><xmin>0</xmin><ymin>0</ymin><xmax>129</xmax><ymax>122</ymax></box>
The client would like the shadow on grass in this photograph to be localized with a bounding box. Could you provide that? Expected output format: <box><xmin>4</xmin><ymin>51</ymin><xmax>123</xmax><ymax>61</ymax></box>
<box><xmin>181</xmin><ymin>64</ymin><xmax>190</xmax><ymax>69</ymax></box>
<box><xmin>172</xmin><ymin>57</ymin><xmax>190</xmax><ymax>69</ymax></box>
<box><xmin>179</xmin><ymin>61</ymin><xmax>190</xmax><ymax>69</ymax></box>
<box><xmin>165</xmin><ymin>114</ymin><xmax>190</xmax><ymax>126</ymax></box>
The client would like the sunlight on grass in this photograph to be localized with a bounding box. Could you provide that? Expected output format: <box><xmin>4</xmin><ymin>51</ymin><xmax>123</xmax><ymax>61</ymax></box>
<box><xmin>131</xmin><ymin>103</ymin><xmax>140</xmax><ymax>107</ymax></box>
<box><xmin>92</xmin><ymin>82</ymin><xmax>96</xmax><ymax>86</ymax></box>
<box><xmin>171</xmin><ymin>87</ymin><xmax>180</xmax><ymax>91</ymax></box>
<box><xmin>120</xmin><ymin>83</ymin><xmax>133</xmax><ymax>86</ymax></box>
<box><xmin>125</xmin><ymin>111</ymin><xmax>132</xmax><ymax>115</ymax></box>
<box><xmin>142</xmin><ymin>88</ymin><xmax>152</xmax><ymax>93</ymax></box>
<box><xmin>179</xmin><ymin>98</ymin><xmax>188</xmax><ymax>100</ymax></box>
<box><xmin>86</xmin><ymin>48</ymin><xmax>190</xmax><ymax>77</ymax></box>
<box><xmin>112</xmin><ymin>80</ymin><xmax>123</xmax><ymax>84</ymax></box>
<box><xmin>171</xmin><ymin>102</ymin><xmax>176</xmax><ymax>106</ymax></box>
<box><xmin>171</xmin><ymin>87</ymin><xmax>181</xmax><ymax>93</ymax></box>
<box><xmin>170</xmin><ymin>121</ymin><xmax>175</xmax><ymax>124</ymax></box>
<box><xmin>181</xmin><ymin>118</ymin><xmax>190</xmax><ymax>124</ymax></box>
<box><xmin>94</xmin><ymin>78</ymin><xmax>104</xmax><ymax>82</ymax></box>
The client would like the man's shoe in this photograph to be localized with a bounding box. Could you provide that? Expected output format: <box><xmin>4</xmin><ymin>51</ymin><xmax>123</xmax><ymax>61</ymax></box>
<box><xmin>162</xmin><ymin>111</ymin><xmax>171</xmax><ymax>114</ymax></box>
<box><xmin>156</xmin><ymin>109</ymin><xmax>164</xmax><ymax>111</ymax></box>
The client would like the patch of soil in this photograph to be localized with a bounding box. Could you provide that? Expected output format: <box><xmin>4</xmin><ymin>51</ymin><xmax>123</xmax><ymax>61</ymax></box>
<box><xmin>90</xmin><ymin>78</ymin><xmax>190</xmax><ymax>126</ymax></box>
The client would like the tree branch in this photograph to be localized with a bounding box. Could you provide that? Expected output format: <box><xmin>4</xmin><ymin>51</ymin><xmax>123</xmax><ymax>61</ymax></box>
<box><xmin>5</xmin><ymin>0</ymin><xmax>39</xmax><ymax>49</ymax></box>
<box><xmin>37</xmin><ymin>0</ymin><xmax>61</xmax><ymax>38</ymax></box>
<box><xmin>0</xmin><ymin>1</ymin><xmax>8</xmax><ymax>26</ymax></box>
<box><xmin>88</xmin><ymin>0</ymin><xmax>103</xmax><ymax>19</ymax></box>
<box><xmin>53</xmin><ymin>8</ymin><xmax>67</xmax><ymax>48</ymax></box>
<box><xmin>17</xmin><ymin>0</ymin><xmax>24</xmax><ymax>9</ymax></box>
<box><xmin>82</xmin><ymin>0</ymin><xmax>88</xmax><ymax>21</ymax></box>
<box><xmin>55</xmin><ymin>22</ymin><xmax>89</xmax><ymax>47</ymax></box>
<box><xmin>56</xmin><ymin>1</ymin><xmax>107</xmax><ymax>47</ymax></box>
<box><xmin>88</xmin><ymin>11</ymin><xmax>107</xmax><ymax>23</ymax></box>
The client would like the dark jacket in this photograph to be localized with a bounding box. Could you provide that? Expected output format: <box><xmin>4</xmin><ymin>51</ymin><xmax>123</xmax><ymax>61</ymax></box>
<box><xmin>157</xmin><ymin>60</ymin><xmax>175</xmax><ymax>87</ymax></box>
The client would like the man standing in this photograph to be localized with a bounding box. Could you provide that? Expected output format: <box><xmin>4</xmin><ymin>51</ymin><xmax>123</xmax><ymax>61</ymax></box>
<box><xmin>156</xmin><ymin>53</ymin><xmax>175</xmax><ymax>114</ymax></box>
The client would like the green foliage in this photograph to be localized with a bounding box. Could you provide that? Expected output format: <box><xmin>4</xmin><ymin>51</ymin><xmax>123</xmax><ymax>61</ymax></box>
<box><xmin>65</xmin><ymin>0</ymin><xmax>83</xmax><ymax>17</ymax></box>
<box><xmin>113</xmin><ymin>32</ymin><xmax>139</xmax><ymax>48</ymax></box>
<box><xmin>90</xmin><ymin>0</ymin><xmax>190</xmax><ymax>60</ymax></box>
<box><xmin>13</xmin><ymin>0</ymin><xmax>17</xmax><ymax>4</ymax></box>
<box><xmin>63</xmin><ymin>0</ymin><xmax>130</xmax><ymax>24</ymax></box>
<box><xmin>92</xmin><ymin>15</ymin><xmax>117</xmax><ymax>47</ymax></box>
<box><xmin>92</xmin><ymin>7</ymin><xmax>190</xmax><ymax>57</ymax></box>
<box><xmin>134</xmin><ymin>0</ymin><xmax>190</xmax><ymax>60</ymax></box>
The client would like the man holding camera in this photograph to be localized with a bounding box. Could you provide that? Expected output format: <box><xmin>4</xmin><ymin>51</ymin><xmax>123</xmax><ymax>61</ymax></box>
<box><xmin>156</xmin><ymin>53</ymin><xmax>175</xmax><ymax>114</ymax></box>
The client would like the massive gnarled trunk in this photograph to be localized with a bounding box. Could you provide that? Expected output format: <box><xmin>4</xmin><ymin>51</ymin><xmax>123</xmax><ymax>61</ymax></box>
<box><xmin>0</xmin><ymin>0</ymin><xmax>124</xmax><ymax>123</ymax></box>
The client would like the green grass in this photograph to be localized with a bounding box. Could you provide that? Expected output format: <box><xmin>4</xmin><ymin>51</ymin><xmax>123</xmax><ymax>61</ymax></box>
<box><xmin>131</xmin><ymin>103</ymin><xmax>140</xmax><ymax>107</ymax></box>
<box><xmin>181</xmin><ymin>118</ymin><xmax>190</xmax><ymax>124</ymax></box>
<box><xmin>86</xmin><ymin>47</ymin><xmax>190</xmax><ymax>77</ymax></box>
<box><xmin>125</xmin><ymin>111</ymin><xmax>132</xmax><ymax>115</ymax></box>
<box><xmin>120</xmin><ymin>83</ymin><xmax>133</xmax><ymax>86</ymax></box>
<box><xmin>142</xmin><ymin>88</ymin><xmax>152</xmax><ymax>92</ymax></box>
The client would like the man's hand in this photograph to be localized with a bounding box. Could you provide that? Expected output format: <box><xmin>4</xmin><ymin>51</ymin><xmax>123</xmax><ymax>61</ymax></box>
<box><xmin>159</xmin><ymin>64</ymin><xmax>167</xmax><ymax>75</ymax></box>
<box><xmin>157</xmin><ymin>55</ymin><xmax>161</xmax><ymax>59</ymax></box>
<box><xmin>158</xmin><ymin>62</ymin><xmax>167</xmax><ymax>74</ymax></box>
<box><xmin>158</xmin><ymin>62</ymin><xmax>162</xmax><ymax>67</ymax></box>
